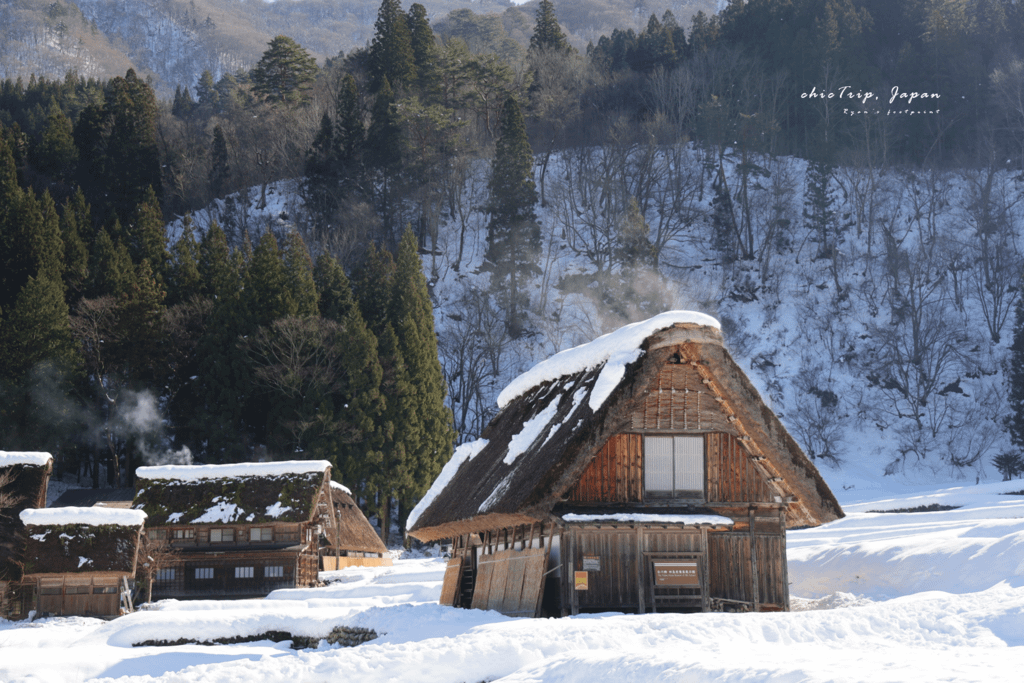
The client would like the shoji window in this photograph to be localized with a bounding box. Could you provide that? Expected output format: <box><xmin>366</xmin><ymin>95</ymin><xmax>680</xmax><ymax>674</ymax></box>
<box><xmin>643</xmin><ymin>435</ymin><xmax>704</xmax><ymax>499</ymax></box>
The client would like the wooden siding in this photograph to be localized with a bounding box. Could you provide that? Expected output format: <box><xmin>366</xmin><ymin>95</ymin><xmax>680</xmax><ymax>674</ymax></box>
<box><xmin>471</xmin><ymin>548</ymin><xmax>546</xmax><ymax>617</ymax></box>
<box><xmin>631</xmin><ymin>364</ymin><xmax>738</xmax><ymax>434</ymax></box>
<box><xmin>706</xmin><ymin>433</ymin><xmax>774</xmax><ymax>504</ymax></box>
<box><xmin>566</xmin><ymin>434</ymin><xmax>642</xmax><ymax>503</ymax></box>
<box><xmin>707</xmin><ymin>524</ymin><xmax>787</xmax><ymax>610</ymax></box>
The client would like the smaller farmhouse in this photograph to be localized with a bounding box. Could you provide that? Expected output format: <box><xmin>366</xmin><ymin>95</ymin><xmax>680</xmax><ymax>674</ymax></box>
<box><xmin>132</xmin><ymin>460</ymin><xmax>380</xmax><ymax>599</ymax></box>
<box><xmin>19</xmin><ymin>507</ymin><xmax>146</xmax><ymax>618</ymax></box>
<box><xmin>1</xmin><ymin>451</ymin><xmax>53</xmax><ymax>620</ymax></box>
<box><xmin>322</xmin><ymin>481</ymin><xmax>391</xmax><ymax>570</ymax></box>
<box><xmin>408</xmin><ymin>312</ymin><xmax>843</xmax><ymax>617</ymax></box>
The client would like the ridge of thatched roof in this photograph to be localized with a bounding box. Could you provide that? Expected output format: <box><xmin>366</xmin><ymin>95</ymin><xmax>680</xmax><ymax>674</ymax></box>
<box><xmin>133</xmin><ymin>462</ymin><xmax>331</xmax><ymax>526</ymax></box>
<box><xmin>21</xmin><ymin>510</ymin><xmax>142</xmax><ymax>577</ymax></box>
<box><xmin>408</xmin><ymin>314</ymin><xmax>843</xmax><ymax>542</ymax></box>
<box><xmin>329</xmin><ymin>488</ymin><xmax>388</xmax><ymax>555</ymax></box>
<box><xmin>21</xmin><ymin>507</ymin><xmax>146</xmax><ymax>527</ymax></box>
<box><xmin>51</xmin><ymin>488</ymin><xmax>135</xmax><ymax>508</ymax></box>
<box><xmin>1</xmin><ymin>455</ymin><xmax>53</xmax><ymax>581</ymax></box>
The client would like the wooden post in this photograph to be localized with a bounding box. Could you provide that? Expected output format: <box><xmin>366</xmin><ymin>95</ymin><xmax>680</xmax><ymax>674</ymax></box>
<box><xmin>749</xmin><ymin>508</ymin><xmax>759</xmax><ymax>612</ymax></box>
<box><xmin>636</xmin><ymin>525</ymin><xmax>645</xmax><ymax>614</ymax></box>
<box><xmin>700</xmin><ymin>528</ymin><xmax>710</xmax><ymax>613</ymax></box>
<box><xmin>569</xmin><ymin>528</ymin><xmax>579</xmax><ymax>616</ymax></box>
<box><xmin>780</xmin><ymin>509</ymin><xmax>791</xmax><ymax>611</ymax></box>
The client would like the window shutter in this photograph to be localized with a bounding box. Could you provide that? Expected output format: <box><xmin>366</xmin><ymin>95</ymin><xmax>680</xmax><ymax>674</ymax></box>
<box><xmin>673</xmin><ymin>435</ymin><xmax>704</xmax><ymax>493</ymax></box>
<box><xmin>644</xmin><ymin>436</ymin><xmax>674</xmax><ymax>492</ymax></box>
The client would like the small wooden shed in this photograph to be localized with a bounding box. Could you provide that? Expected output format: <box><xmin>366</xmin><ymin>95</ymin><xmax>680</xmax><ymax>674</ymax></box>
<box><xmin>132</xmin><ymin>460</ymin><xmax>382</xmax><ymax>599</ymax></box>
<box><xmin>407</xmin><ymin>312</ymin><xmax>843</xmax><ymax>617</ymax></box>
<box><xmin>18</xmin><ymin>507</ymin><xmax>145</xmax><ymax>618</ymax></box>
<box><xmin>0</xmin><ymin>451</ymin><xmax>52</xmax><ymax>620</ymax></box>
<box><xmin>322</xmin><ymin>481</ymin><xmax>391</xmax><ymax>570</ymax></box>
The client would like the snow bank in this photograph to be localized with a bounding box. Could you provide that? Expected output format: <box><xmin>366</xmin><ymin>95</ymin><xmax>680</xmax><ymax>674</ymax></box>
<box><xmin>561</xmin><ymin>513</ymin><xmax>735</xmax><ymax>526</ymax></box>
<box><xmin>136</xmin><ymin>460</ymin><xmax>330</xmax><ymax>481</ymax></box>
<box><xmin>20</xmin><ymin>507</ymin><xmax>146</xmax><ymax>527</ymax></box>
<box><xmin>0</xmin><ymin>451</ymin><xmax>53</xmax><ymax>468</ymax></box>
<box><xmin>497</xmin><ymin>311</ymin><xmax>720</xmax><ymax>410</ymax></box>
<box><xmin>504</xmin><ymin>400</ymin><xmax>561</xmax><ymax>465</ymax></box>
<box><xmin>407</xmin><ymin>439</ymin><xmax>488</xmax><ymax>529</ymax></box>
<box><xmin>329</xmin><ymin>480</ymin><xmax>353</xmax><ymax>495</ymax></box>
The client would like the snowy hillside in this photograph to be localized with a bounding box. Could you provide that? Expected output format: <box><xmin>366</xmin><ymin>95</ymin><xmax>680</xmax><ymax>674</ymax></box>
<box><xmin>2</xmin><ymin>483</ymin><xmax>1022</xmax><ymax>682</ymax></box>
<box><xmin>171</xmin><ymin>144</ymin><xmax>1024</xmax><ymax>491</ymax></box>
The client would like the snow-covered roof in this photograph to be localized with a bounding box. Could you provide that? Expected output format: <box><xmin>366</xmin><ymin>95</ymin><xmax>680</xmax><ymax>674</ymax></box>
<box><xmin>407</xmin><ymin>439</ymin><xmax>489</xmax><ymax>530</ymax></box>
<box><xmin>498</xmin><ymin>311</ymin><xmax>720</xmax><ymax>410</ymax></box>
<box><xmin>0</xmin><ymin>451</ymin><xmax>53</xmax><ymax>468</ymax></box>
<box><xmin>408</xmin><ymin>312</ymin><xmax>842</xmax><ymax>541</ymax></box>
<box><xmin>136</xmin><ymin>460</ymin><xmax>331</xmax><ymax>481</ymax></box>
<box><xmin>133</xmin><ymin>460</ymin><xmax>332</xmax><ymax>526</ymax></box>
<box><xmin>561</xmin><ymin>513</ymin><xmax>735</xmax><ymax>526</ymax></box>
<box><xmin>20</xmin><ymin>507</ymin><xmax>146</xmax><ymax>527</ymax></box>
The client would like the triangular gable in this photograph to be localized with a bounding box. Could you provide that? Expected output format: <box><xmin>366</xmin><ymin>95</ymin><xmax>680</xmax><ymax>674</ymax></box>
<box><xmin>1</xmin><ymin>452</ymin><xmax>53</xmax><ymax>582</ymax></box>
<box><xmin>408</xmin><ymin>315</ymin><xmax>843</xmax><ymax>542</ymax></box>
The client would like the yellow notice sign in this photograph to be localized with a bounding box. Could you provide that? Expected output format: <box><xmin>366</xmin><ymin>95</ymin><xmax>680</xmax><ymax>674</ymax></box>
<box><xmin>574</xmin><ymin>571</ymin><xmax>589</xmax><ymax>590</ymax></box>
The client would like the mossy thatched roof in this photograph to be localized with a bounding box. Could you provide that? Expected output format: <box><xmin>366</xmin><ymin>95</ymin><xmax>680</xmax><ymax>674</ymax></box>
<box><xmin>133</xmin><ymin>463</ymin><xmax>330</xmax><ymax>526</ymax></box>
<box><xmin>1</xmin><ymin>456</ymin><xmax>52</xmax><ymax>581</ymax></box>
<box><xmin>329</xmin><ymin>487</ymin><xmax>388</xmax><ymax>555</ymax></box>
<box><xmin>21</xmin><ymin>518</ymin><xmax>142</xmax><ymax>576</ymax></box>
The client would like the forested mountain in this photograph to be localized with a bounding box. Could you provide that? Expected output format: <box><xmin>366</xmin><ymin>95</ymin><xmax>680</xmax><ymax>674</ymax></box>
<box><xmin>2</xmin><ymin>0</ymin><xmax>1024</xmax><ymax>531</ymax></box>
<box><xmin>0</xmin><ymin>0</ymin><xmax>719</xmax><ymax>98</ymax></box>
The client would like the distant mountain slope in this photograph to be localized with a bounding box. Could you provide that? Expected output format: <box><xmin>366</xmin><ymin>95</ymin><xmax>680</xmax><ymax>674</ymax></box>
<box><xmin>0</xmin><ymin>0</ymin><xmax>719</xmax><ymax>98</ymax></box>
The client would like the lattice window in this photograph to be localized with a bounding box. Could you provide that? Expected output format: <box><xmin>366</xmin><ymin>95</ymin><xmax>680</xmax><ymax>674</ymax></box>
<box><xmin>195</xmin><ymin>567</ymin><xmax>214</xmax><ymax>579</ymax></box>
<box><xmin>644</xmin><ymin>435</ymin><xmax>705</xmax><ymax>499</ymax></box>
<box><xmin>234</xmin><ymin>566</ymin><xmax>254</xmax><ymax>579</ymax></box>
<box><xmin>264</xmin><ymin>565</ymin><xmax>284</xmax><ymax>578</ymax></box>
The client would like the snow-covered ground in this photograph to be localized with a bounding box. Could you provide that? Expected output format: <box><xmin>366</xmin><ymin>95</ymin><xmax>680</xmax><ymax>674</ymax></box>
<box><xmin>3</xmin><ymin>482</ymin><xmax>1022</xmax><ymax>683</ymax></box>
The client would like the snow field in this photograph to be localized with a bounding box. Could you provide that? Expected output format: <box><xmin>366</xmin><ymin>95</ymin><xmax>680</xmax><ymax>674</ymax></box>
<box><xmin>2</xmin><ymin>483</ymin><xmax>1023</xmax><ymax>682</ymax></box>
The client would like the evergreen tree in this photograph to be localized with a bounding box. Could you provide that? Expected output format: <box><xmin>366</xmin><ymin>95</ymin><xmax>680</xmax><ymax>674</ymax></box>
<box><xmin>353</xmin><ymin>241</ymin><xmax>396</xmax><ymax>339</ymax></box>
<box><xmin>372</xmin><ymin>321</ymin><xmax>412</xmax><ymax>544</ymax></box>
<box><xmin>366</xmin><ymin>77</ymin><xmax>405</xmax><ymax>239</ymax></box>
<box><xmin>334</xmin><ymin>74</ymin><xmax>366</xmax><ymax>173</ymax></box>
<box><xmin>167</xmin><ymin>217</ymin><xmax>202</xmax><ymax>305</ymax></box>
<box><xmin>88</xmin><ymin>227</ymin><xmax>134</xmax><ymax>298</ymax></box>
<box><xmin>33</xmin><ymin>100</ymin><xmax>78</xmax><ymax>180</ymax></box>
<box><xmin>246</xmin><ymin>231</ymin><xmax>295</xmax><ymax>326</ymax></box>
<box><xmin>114</xmin><ymin>259</ymin><xmax>166</xmax><ymax>388</ymax></box>
<box><xmin>171</xmin><ymin>85</ymin><xmax>196</xmax><ymax>118</ymax></box>
<box><xmin>208</xmin><ymin>126</ymin><xmax>230</xmax><ymax>199</ymax></box>
<box><xmin>314</xmin><ymin>252</ymin><xmax>359</xmax><ymax>322</ymax></box>
<box><xmin>369</xmin><ymin>0</ymin><xmax>417</xmax><ymax>92</ymax></box>
<box><xmin>389</xmin><ymin>228</ymin><xmax>455</xmax><ymax>525</ymax></box>
<box><xmin>484</xmin><ymin>97</ymin><xmax>540</xmax><ymax>337</ymax></box>
<box><xmin>251</xmin><ymin>36</ymin><xmax>319</xmax><ymax>104</ymax></box>
<box><xmin>407</xmin><ymin>4</ymin><xmax>440</xmax><ymax>97</ymax></box>
<box><xmin>58</xmin><ymin>193</ymin><xmax>89</xmax><ymax>301</ymax></box>
<box><xmin>102</xmin><ymin>70</ymin><xmax>162</xmax><ymax>221</ymax></box>
<box><xmin>304</xmin><ymin>112</ymin><xmax>336</xmax><ymax>228</ymax></box>
<box><xmin>128</xmin><ymin>186</ymin><xmax>171</xmax><ymax>285</ymax></box>
<box><xmin>281</xmin><ymin>230</ymin><xmax>319</xmax><ymax>317</ymax></box>
<box><xmin>530</xmin><ymin>0</ymin><xmax>571</xmax><ymax>52</ymax></box>
<box><xmin>0</xmin><ymin>274</ymin><xmax>79</xmax><ymax>384</ymax></box>
<box><xmin>195</xmin><ymin>70</ymin><xmax>220</xmax><ymax>113</ymax></box>
<box><xmin>198</xmin><ymin>221</ymin><xmax>235</xmax><ymax>298</ymax></box>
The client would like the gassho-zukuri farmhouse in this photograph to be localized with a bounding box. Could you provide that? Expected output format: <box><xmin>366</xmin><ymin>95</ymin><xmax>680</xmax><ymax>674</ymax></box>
<box><xmin>407</xmin><ymin>311</ymin><xmax>844</xmax><ymax>617</ymax></box>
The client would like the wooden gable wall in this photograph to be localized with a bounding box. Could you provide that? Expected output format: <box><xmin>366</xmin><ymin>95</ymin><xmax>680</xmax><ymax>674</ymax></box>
<box><xmin>566</xmin><ymin>432</ymin><xmax>774</xmax><ymax>506</ymax></box>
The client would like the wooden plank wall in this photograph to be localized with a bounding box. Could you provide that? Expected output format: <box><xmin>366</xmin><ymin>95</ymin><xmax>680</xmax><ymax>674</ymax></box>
<box><xmin>566</xmin><ymin>434</ymin><xmax>642</xmax><ymax>503</ymax></box>
<box><xmin>322</xmin><ymin>556</ymin><xmax>393</xmax><ymax>570</ymax></box>
<box><xmin>706</xmin><ymin>433</ymin><xmax>774</xmax><ymax>504</ymax></box>
<box><xmin>707</xmin><ymin>529</ymin><xmax>787</xmax><ymax>609</ymax></box>
<box><xmin>472</xmin><ymin>549</ymin><xmax>546</xmax><ymax>617</ymax></box>
<box><xmin>438</xmin><ymin>557</ymin><xmax>463</xmax><ymax>606</ymax></box>
<box><xmin>572</xmin><ymin>529</ymin><xmax>641</xmax><ymax>611</ymax></box>
<box><xmin>631</xmin><ymin>364</ymin><xmax>737</xmax><ymax>434</ymax></box>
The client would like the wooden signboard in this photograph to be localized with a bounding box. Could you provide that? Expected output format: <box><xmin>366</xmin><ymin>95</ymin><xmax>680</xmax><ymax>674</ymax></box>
<box><xmin>574</xmin><ymin>571</ymin><xmax>589</xmax><ymax>590</ymax></box>
<box><xmin>653</xmin><ymin>561</ymin><xmax>699</xmax><ymax>586</ymax></box>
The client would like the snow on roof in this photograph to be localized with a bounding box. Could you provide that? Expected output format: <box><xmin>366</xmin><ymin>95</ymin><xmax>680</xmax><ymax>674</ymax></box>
<box><xmin>20</xmin><ymin>507</ymin><xmax>147</xmax><ymax>527</ymax></box>
<box><xmin>497</xmin><ymin>311</ymin><xmax>721</xmax><ymax>410</ymax></box>
<box><xmin>561</xmin><ymin>513</ymin><xmax>734</xmax><ymax>526</ymax></box>
<box><xmin>407</xmin><ymin>439</ymin><xmax>489</xmax><ymax>530</ymax></box>
<box><xmin>0</xmin><ymin>451</ymin><xmax>53</xmax><ymax>468</ymax></box>
<box><xmin>136</xmin><ymin>460</ymin><xmax>331</xmax><ymax>481</ymax></box>
<box><xmin>330</xmin><ymin>480</ymin><xmax>353</xmax><ymax>495</ymax></box>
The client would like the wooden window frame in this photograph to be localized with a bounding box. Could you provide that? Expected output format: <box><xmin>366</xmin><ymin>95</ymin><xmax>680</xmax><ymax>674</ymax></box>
<box><xmin>195</xmin><ymin>567</ymin><xmax>214</xmax><ymax>580</ymax></box>
<box><xmin>264</xmin><ymin>565</ymin><xmax>284</xmax><ymax>578</ymax></box>
<box><xmin>234</xmin><ymin>566</ymin><xmax>254</xmax><ymax>579</ymax></box>
<box><xmin>210</xmin><ymin>528</ymin><xmax>234</xmax><ymax>543</ymax></box>
<box><xmin>250</xmin><ymin>527</ymin><xmax>273</xmax><ymax>543</ymax></box>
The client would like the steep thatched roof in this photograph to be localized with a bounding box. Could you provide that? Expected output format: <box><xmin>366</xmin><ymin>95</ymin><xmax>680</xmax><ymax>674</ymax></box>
<box><xmin>408</xmin><ymin>313</ymin><xmax>843</xmax><ymax>542</ymax></box>
<box><xmin>20</xmin><ymin>507</ymin><xmax>144</xmax><ymax>577</ymax></box>
<box><xmin>329</xmin><ymin>482</ymin><xmax>388</xmax><ymax>554</ymax></box>
<box><xmin>132</xmin><ymin>461</ymin><xmax>331</xmax><ymax>526</ymax></box>
<box><xmin>0</xmin><ymin>452</ymin><xmax>53</xmax><ymax>581</ymax></box>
